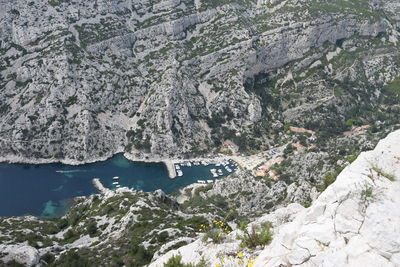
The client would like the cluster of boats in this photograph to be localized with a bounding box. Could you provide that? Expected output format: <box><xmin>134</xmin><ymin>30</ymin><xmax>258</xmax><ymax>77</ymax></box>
<box><xmin>175</xmin><ymin>160</ymin><xmax>210</xmax><ymax>176</ymax></box>
<box><xmin>174</xmin><ymin>159</ymin><xmax>237</xmax><ymax>178</ymax></box>
<box><xmin>111</xmin><ymin>176</ymin><xmax>121</xmax><ymax>188</ymax></box>
<box><xmin>210</xmin><ymin>160</ymin><xmax>235</xmax><ymax>177</ymax></box>
<box><xmin>196</xmin><ymin>180</ymin><xmax>214</xmax><ymax>184</ymax></box>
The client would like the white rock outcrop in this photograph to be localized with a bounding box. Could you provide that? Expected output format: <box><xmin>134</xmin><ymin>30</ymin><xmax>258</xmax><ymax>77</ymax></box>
<box><xmin>254</xmin><ymin>129</ymin><xmax>400</xmax><ymax>267</ymax></box>
<box><xmin>150</xmin><ymin>129</ymin><xmax>400</xmax><ymax>266</ymax></box>
<box><xmin>0</xmin><ymin>245</ymin><xmax>39</xmax><ymax>266</ymax></box>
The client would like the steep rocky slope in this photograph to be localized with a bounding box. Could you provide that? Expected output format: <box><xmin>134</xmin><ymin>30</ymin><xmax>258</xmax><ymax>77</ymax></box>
<box><xmin>150</xmin><ymin>129</ymin><xmax>400</xmax><ymax>266</ymax></box>
<box><xmin>0</xmin><ymin>188</ymin><xmax>220</xmax><ymax>266</ymax></box>
<box><xmin>0</xmin><ymin>0</ymin><xmax>399</xmax><ymax>163</ymax></box>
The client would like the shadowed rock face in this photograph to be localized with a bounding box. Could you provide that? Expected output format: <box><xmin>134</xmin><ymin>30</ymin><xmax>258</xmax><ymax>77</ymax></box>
<box><xmin>0</xmin><ymin>0</ymin><xmax>399</xmax><ymax>162</ymax></box>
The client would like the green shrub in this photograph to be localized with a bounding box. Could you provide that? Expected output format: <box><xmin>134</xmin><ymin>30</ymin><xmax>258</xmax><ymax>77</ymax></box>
<box><xmin>318</xmin><ymin>166</ymin><xmax>344</xmax><ymax>192</ymax></box>
<box><xmin>157</xmin><ymin>231</ymin><xmax>169</xmax><ymax>242</ymax></box>
<box><xmin>41</xmin><ymin>253</ymin><xmax>55</xmax><ymax>265</ymax></box>
<box><xmin>164</xmin><ymin>254</ymin><xmax>186</xmax><ymax>267</ymax></box>
<box><xmin>164</xmin><ymin>254</ymin><xmax>208</xmax><ymax>267</ymax></box>
<box><xmin>238</xmin><ymin>222</ymin><xmax>273</xmax><ymax>248</ymax></box>
<box><xmin>346</xmin><ymin>153</ymin><xmax>360</xmax><ymax>163</ymax></box>
<box><xmin>63</xmin><ymin>229</ymin><xmax>79</xmax><ymax>243</ymax></box>
<box><xmin>86</xmin><ymin>221</ymin><xmax>98</xmax><ymax>237</ymax></box>
<box><xmin>48</xmin><ymin>0</ymin><xmax>61</xmax><ymax>6</ymax></box>
<box><xmin>3</xmin><ymin>260</ymin><xmax>25</xmax><ymax>267</ymax></box>
<box><xmin>361</xmin><ymin>186</ymin><xmax>374</xmax><ymax>200</ymax></box>
<box><xmin>57</xmin><ymin>218</ymin><xmax>68</xmax><ymax>230</ymax></box>
<box><xmin>200</xmin><ymin>220</ymin><xmax>232</xmax><ymax>244</ymax></box>
<box><xmin>51</xmin><ymin>250</ymin><xmax>91</xmax><ymax>267</ymax></box>
<box><xmin>238</xmin><ymin>221</ymin><xmax>249</xmax><ymax>231</ymax></box>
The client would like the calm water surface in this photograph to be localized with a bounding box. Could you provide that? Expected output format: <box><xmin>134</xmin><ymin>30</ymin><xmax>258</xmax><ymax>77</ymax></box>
<box><xmin>0</xmin><ymin>154</ymin><xmax>236</xmax><ymax>217</ymax></box>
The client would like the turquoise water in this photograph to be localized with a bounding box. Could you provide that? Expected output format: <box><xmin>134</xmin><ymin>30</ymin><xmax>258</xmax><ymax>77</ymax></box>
<box><xmin>0</xmin><ymin>154</ymin><xmax>236</xmax><ymax>218</ymax></box>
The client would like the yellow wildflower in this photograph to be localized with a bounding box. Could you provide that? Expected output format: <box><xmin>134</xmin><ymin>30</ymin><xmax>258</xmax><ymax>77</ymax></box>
<box><xmin>237</xmin><ymin>252</ymin><xmax>244</xmax><ymax>258</ymax></box>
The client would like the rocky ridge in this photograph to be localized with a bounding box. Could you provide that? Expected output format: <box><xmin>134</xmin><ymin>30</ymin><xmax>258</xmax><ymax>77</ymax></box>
<box><xmin>150</xmin><ymin>129</ymin><xmax>400</xmax><ymax>266</ymax></box>
<box><xmin>0</xmin><ymin>0</ymin><xmax>399</xmax><ymax>164</ymax></box>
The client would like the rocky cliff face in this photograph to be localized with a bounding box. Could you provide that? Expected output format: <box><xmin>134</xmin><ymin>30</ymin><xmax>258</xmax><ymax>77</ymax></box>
<box><xmin>0</xmin><ymin>0</ymin><xmax>399</xmax><ymax>162</ymax></box>
<box><xmin>150</xmin><ymin>129</ymin><xmax>400</xmax><ymax>266</ymax></box>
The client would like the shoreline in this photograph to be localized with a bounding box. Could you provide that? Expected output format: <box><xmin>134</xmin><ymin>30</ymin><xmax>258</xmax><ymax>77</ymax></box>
<box><xmin>0</xmin><ymin>148</ymin><xmax>238</xmax><ymax>179</ymax></box>
<box><xmin>0</xmin><ymin>151</ymin><xmax>235</xmax><ymax>180</ymax></box>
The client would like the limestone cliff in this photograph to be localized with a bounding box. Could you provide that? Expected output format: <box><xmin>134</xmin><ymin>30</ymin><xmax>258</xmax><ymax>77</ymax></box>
<box><xmin>150</xmin><ymin>129</ymin><xmax>400</xmax><ymax>266</ymax></box>
<box><xmin>0</xmin><ymin>0</ymin><xmax>399</xmax><ymax>163</ymax></box>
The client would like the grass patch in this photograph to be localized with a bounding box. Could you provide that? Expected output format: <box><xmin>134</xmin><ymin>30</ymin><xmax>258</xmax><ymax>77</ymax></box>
<box><xmin>371</xmin><ymin>166</ymin><xmax>396</xmax><ymax>181</ymax></box>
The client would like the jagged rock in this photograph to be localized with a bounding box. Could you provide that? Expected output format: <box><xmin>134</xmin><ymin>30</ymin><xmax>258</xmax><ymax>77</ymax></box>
<box><xmin>254</xmin><ymin>129</ymin><xmax>400</xmax><ymax>266</ymax></box>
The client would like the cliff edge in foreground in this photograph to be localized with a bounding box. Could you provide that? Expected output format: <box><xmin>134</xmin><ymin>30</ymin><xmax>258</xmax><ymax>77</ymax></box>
<box><xmin>151</xmin><ymin>129</ymin><xmax>400</xmax><ymax>266</ymax></box>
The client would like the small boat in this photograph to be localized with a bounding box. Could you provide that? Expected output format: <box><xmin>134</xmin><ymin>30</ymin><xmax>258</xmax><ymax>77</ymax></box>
<box><xmin>112</xmin><ymin>182</ymin><xmax>119</xmax><ymax>185</ymax></box>
<box><xmin>201</xmin><ymin>161</ymin><xmax>208</xmax><ymax>166</ymax></box>
<box><xmin>193</xmin><ymin>161</ymin><xmax>200</xmax><ymax>165</ymax></box>
<box><xmin>216</xmin><ymin>163</ymin><xmax>221</xmax><ymax>167</ymax></box>
<box><xmin>187</xmin><ymin>162</ymin><xmax>192</xmax><ymax>167</ymax></box>
<box><xmin>175</xmin><ymin>165</ymin><xmax>180</xmax><ymax>170</ymax></box>
<box><xmin>177</xmin><ymin>170</ymin><xmax>183</xmax><ymax>176</ymax></box>
<box><xmin>218</xmin><ymin>169</ymin><xmax>223</xmax><ymax>176</ymax></box>
<box><xmin>197</xmin><ymin>180</ymin><xmax>206</xmax><ymax>184</ymax></box>
<box><xmin>212</xmin><ymin>173</ymin><xmax>218</xmax><ymax>178</ymax></box>
<box><xmin>207</xmin><ymin>180</ymin><xmax>213</xmax><ymax>183</ymax></box>
<box><xmin>113</xmin><ymin>176</ymin><xmax>119</xmax><ymax>180</ymax></box>
<box><xmin>116</xmin><ymin>185</ymin><xmax>121</xmax><ymax>188</ymax></box>
<box><xmin>210</xmin><ymin>168</ymin><xmax>217</xmax><ymax>172</ymax></box>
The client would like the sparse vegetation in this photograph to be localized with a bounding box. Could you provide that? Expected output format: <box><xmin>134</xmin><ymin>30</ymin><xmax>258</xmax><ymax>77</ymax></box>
<box><xmin>371</xmin><ymin>166</ymin><xmax>396</xmax><ymax>181</ymax></box>
<box><xmin>48</xmin><ymin>0</ymin><xmax>61</xmax><ymax>6</ymax></box>
<box><xmin>201</xmin><ymin>220</ymin><xmax>232</xmax><ymax>244</ymax></box>
<box><xmin>318</xmin><ymin>166</ymin><xmax>345</xmax><ymax>192</ymax></box>
<box><xmin>237</xmin><ymin>222</ymin><xmax>273</xmax><ymax>248</ymax></box>
<box><xmin>164</xmin><ymin>254</ymin><xmax>208</xmax><ymax>267</ymax></box>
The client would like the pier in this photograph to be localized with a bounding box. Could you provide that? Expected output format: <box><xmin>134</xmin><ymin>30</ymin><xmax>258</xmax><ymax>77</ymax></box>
<box><xmin>164</xmin><ymin>160</ymin><xmax>177</xmax><ymax>178</ymax></box>
<box><xmin>92</xmin><ymin>178</ymin><xmax>112</xmax><ymax>194</ymax></box>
